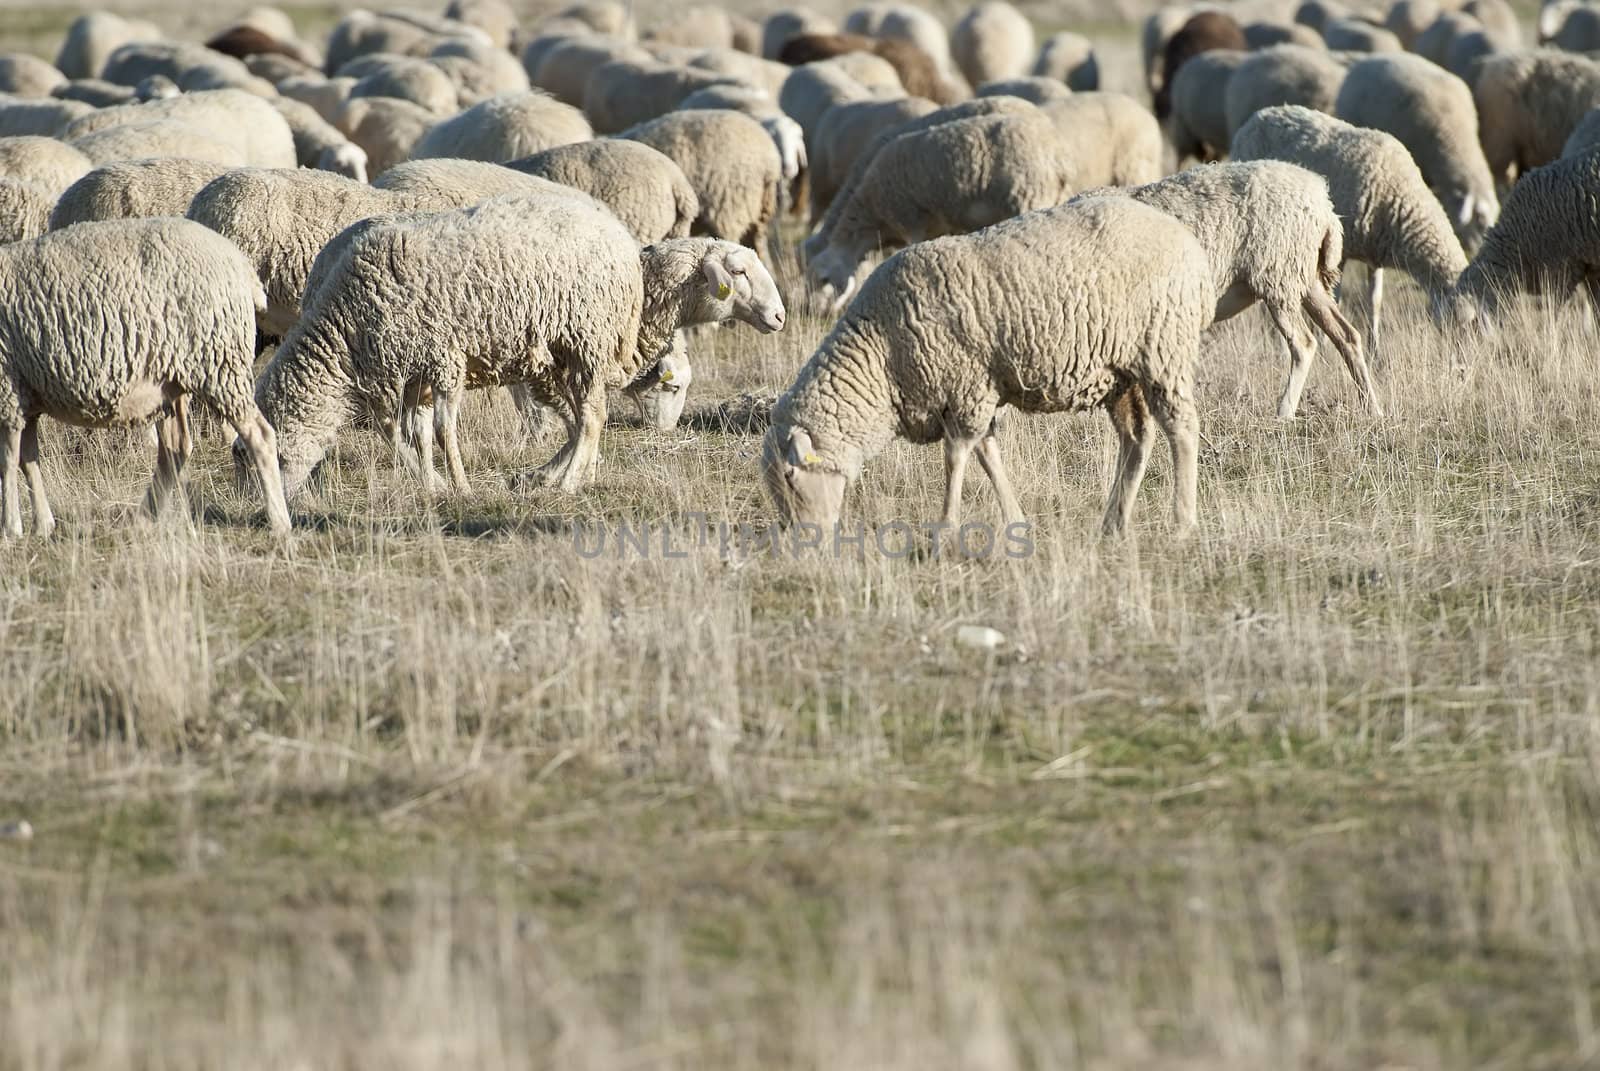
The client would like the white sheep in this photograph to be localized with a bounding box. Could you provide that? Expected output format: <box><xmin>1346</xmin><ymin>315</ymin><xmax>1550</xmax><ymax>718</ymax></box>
<box><xmin>508</xmin><ymin>138</ymin><xmax>700</xmax><ymax>242</ymax></box>
<box><xmin>63</xmin><ymin>89</ymin><xmax>299</xmax><ymax>169</ymax></box>
<box><xmin>1385</xmin><ymin>0</ymin><xmax>1440</xmax><ymax>47</ymax></box>
<box><xmin>582</xmin><ymin>58</ymin><xmax>740</xmax><ymax>133</ymax></box>
<box><xmin>0</xmin><ymin>178</ymin><xmax>51</xmax><ymax>244</ymax></box>
<box><xmin>444</xmin><ymin>0</ymin><xmax>519</xmax><ymax>49</ymax></box>
<box><xmin>1233</xmin><ymin>105</ymin><xmax>1475</xmax><ymax>354</ymax></box>
<box><xmin>1454</xmin><ymin>143</ymin><xmax>1600</xmax><ymax>324</ymax></box>
<box><xmin>0</xmin><ymin>218</ymin><xmax>289</xmax><ymax>537</ymax></box>
<box><xmin>620</xmin><ymin>109</ymin><xmax>784</xmax><ymax>254</ymax></box>
<box><xmin>428</xmin><ymin>37</ymin><xmax>531</xmax><ymax>105</ymax></box>
<box><xmin>336</xmin><ymin>95</ymin><xmax>435</xmax><ymax>176</ymax></box>
<box><xmin>0</xmin><ymin>95</ymin><xmax>93</xmax><ymax>138</ymax></box>
<box><xmin>1321</xmin><ymin>18</ymin><xmax>1404</xmax><ymax>51</ymax></box>
<box><xmin>1166</xmin><ymin>48</ymin><xmax>1247</xmax><ymax>164</ymax></box>
<box><xmin>254</xmin><ymin>194</ymin><xmax>784</xmax><ymax>497</ymax></box>
<box><xmin>976</xmin><ymin>76</ymin><xmax>1072</xmax><ymax>104</ymax></box>
<box><xmin>1041</xmin><ymin>92</ymin><xmax>1165</xmax><ymax>186</ymax></box>
<box><xmin>806</xmin><ymin>106</ymin><xmax>1078</xmax><ymax>304</ymax></box>
<box><xmin>1335</xmin><ymin>53</ymin><xmax>1499</xmax><ymax>250</ymax></box>
<box><xmin>70</xmin><ymin>121</ymin><xmax>248</xmax><ymax>168</ymax></box>
<box><xmin>527</xmin><ymin>35</ymin><xmax>651</xmax><ymax>107</ymax></box>
<box><xmin>764</xmin><ymin>197</ymin><xmax>1215</xmax><ymax>535</ymax></box>
<box><xmin>1032</xmin><ymin>31</ymin><xmax>1099</xmax><ymax>91</ymax></box>
<box><xmin>51</xmin><ymin>78</ymin><xmax>138</xmax><ymax>107</ymax></box>
<box><xmin>102</xmin><ymin>42</ymin><xmax>274</xmax><ymax>97</ymax></box>
<box><xmin>54</xmin><ymin>12</ymin><xmax>161</xmax><ymax>82</ymax></box>
<box><xmin>763</xmin><ymin>8</ymin><xmax>839</xmax><ymax>59</ymax></box>
<box><xmin>1473</xmin><ymin>50</ymin><xmax>1600</xmax><ymax>189</ymax></box>
<box><xmin>876</xmin><ymin>6</ymin><xmax>959</xmax><ymax>83</ymax></box>
<box><xmin>48</xmin><ymin>158</ymin><xmax>232</xmax><ymax>230</ymax></box>
<box><xmin>951</xmin><ymin>2</ymin><xmax>1036</xmax><ymax>87</ymax></box>
<box><xmin>1223</xmin><ymin>44</ymin><xmax>1350</xmax><ymax>142</ymax></box>
<box><xmin>278</xmin><ymin>74</ymin><xmax>356</xmax><ymax>125</ymax></box>
<box><xmin>806</xmin><ymin>96</ymin><xmax>939</xmax><ymax>218</ymax></box>
<box><xmin>323</xmin><ymin>10</ymin><xmax>488</xmax><ymax>74</ymax></box>
<box><xmin>270</xmin><ymin>96</ymin><xmax>369</xmax><ymax>180</ymax></box>
<box><xmin>0</xmin><ymin>54</ymin><xmax>66</xmax><ymax>99</ymax></box>
<box><xmin>0</xmin><ymin>136</ymin><xmax>91</xmax><ymax>199</ymax></box>
<box><xmin>553</xmin><ymin>1</ymin><xmax>637</xmax><ymax>40</ymax></box>
<box><xmin>1413</xmin><ymin>11</ymin><xmax>1483</xmax><ymax>66</ymax></box>
<box><xmin>344</xmin><ymin>54</ymin><xmax>461</xmax><ymax>115</ymax></box>
<box><xmin>1081</xmin><ymin>161</ymin><xmax>1378</xmax><ymax>418</ymax></box>
<box><xmin>410</xmin><ymin>90</ymin><xmax>592</xmax><ymax>162</ymax></box>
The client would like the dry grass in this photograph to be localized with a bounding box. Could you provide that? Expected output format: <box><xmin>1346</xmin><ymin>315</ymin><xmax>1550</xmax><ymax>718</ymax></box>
<box><xmin>5</xmin><ymin>2</ymin><xmax>1600</xmax><ymax>1067</ymax></box>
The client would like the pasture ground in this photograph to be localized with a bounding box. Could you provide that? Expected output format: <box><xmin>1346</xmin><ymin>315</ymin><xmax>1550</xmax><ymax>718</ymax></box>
<box><xmin>3</xmin><ymin>2</ymin><xmax>1597</xmax><ymax>1068</ymax></box>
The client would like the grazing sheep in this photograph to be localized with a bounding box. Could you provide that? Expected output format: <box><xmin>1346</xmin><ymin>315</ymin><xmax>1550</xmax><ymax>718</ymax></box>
<box><xmin>51</xmin><ymin>79</ymin><xmax>138</xmax><ymax>107</ymax></box>
<box><xmin>54</xmin><ymin>12</ymin><xmax>160</xmax><ymax>82</ymax></box>
<box><xmin>765</xmin><ymin>197</ymin><xmax>1215</xmax><ymax>535</ymax></box>
<box><xmin>976</xmin><ymin>76</ymin><xmax>1071</xmax><ymax>104</ymax></box>
<box><xmin>807</xmin><ymin>107</ymin><xmax>1077</xmax><ymax>301</ymax></box>
<box><xmin>410</xmin><ymin>91</ymin><xmax>592</xmax><ymax>162</ymax></box>
<box><xmin>1224</xmin><ymin>45</ymin><xmax>1350</xmax><ymax>141</ymax></box>
<box><xmin>0</xmin><ymin>55</ymin><xmax>66</xmax><ymax>99</ymax></box>
<box><xmin>1083</xmin><ymin>162</ymin><xmax>1377</xmax><ymax>418</ymax></box>
<box><xmin>1335</xmin><ymin>53</ymin><xmax>1499</xmax><ymax>250</ymax></box>
<box><xmin>1243</xmin><ymin>20</ymin><xmax>1326</xmax><ymax>49</ymax></box>
<box><xmin>1233</xmin><ymin>105</ymin><xmax>1475</xmax><ymax>353</ymax></box>
<box><xmin>256</xmin><ymin>195</ymin><xmax>784</xmax><ymax>496</ymax></box>
<box><xmin>1474</xmin><ymin>50</ymin><xmax>1600</xmax><ymax>189</ymax></box>
<box><xmin>621</xmin><ymin>109</ymin><xmax>784</xmax><ymax>254</ymax></box>
<box><xmin>876</xmin><ymin>6</ymin><xmax>958</xmax><ymax>80</ymax></box>
<box><xmin>102</xmin><ymin>42</ymin><xmax>273</xmax><ymax>97</ymax></box>
<box><xmin>951</xmin><ymin>2</ymin><xmax>1035</xmax><ymax>87</ymax></box>
<box><xmin>63</xmin><ymin>90</ymin><xmax>299</xmax><ymax>169</ymax></box>
<box><xmin>270</xmin><ymin>97</ymin><xmax>369</xmax><ymax>181</ymax></box>
<box><xmin>509</xmin><ymin>138</ymin><xmax>700</xmax><ymax>241</ymax></box>
<box><xmin>0</xmin><ymin>137</ymin><xmax>91</xmax><ymax>198</ymax></box>
<box><xmin>1167</xmin><ymin>49</ymin><xmax>1247</xmax><ymax>163</ymax></box>
<box><xmin>779</xmin><ymin>59</ymin><xmax>880</xmax><ymax>142</ymax></box>
<box><xmin>0</xmin><ymin>178</ymin><xmax>51</xmax><ymax>244</ymax></box>
<box><xmin>780</xmin><ymin>33</ymin><xmax>954</xmax><ymax>102</ymax></box>
<box><xmin>336</xmin><ymin>95</ymin><xmax>435</xmax><ymax>176</ymax></box>
<box><xmin>279</xmin><ymin>75</ymin><xmax>357</xmax><ymax>125</ymax></box>
<box><xmin>1549</xmin><ymin>3</ymin><xmax>1600</xmax><ymax>49</ymax></box>
<box><xmin>1321</xmin><ymin>17</ymin><xmax>1404</xmax><ymax>51</ymax></box>
<box><xmin>527</xmin><ymin>35</ymin><xmax>651</xmax><ymax>106</ymax></box>
<box><xmin>428</xmin><ymin>38</ymin><xmax>532</xmax><ymax>105</ymax></box>
<box><xmin>1413</xmin><ymin>11</ymin><xmax>1483</xmax><ymax>66</ymax></box>
<box><xmin>1462</xmin><ymin>0</ymin><xmax>1520</xmax><ymax>48</ymax></box>
<box><xmin>0</xmin><ymin>96</ymin><xmax>93</xmax><ymax>138</ymax></box>
<box><xmin>678</xmin><ymin>82</ymin><xmax>777</xmax><ymax>116</ymax></box>
<box><xmin>1041</xmin><ymin>92</ymin><xmax>1165</xmax><ymax>186</ymax></box>
<box><xmin>646</xmin><ymin>6</ymin><xmax>743</xmax><ymax>49</ymax></box>
<box><xmin>245</xmin><ymin>51</ymin><xmax>320</xmax><ymax>84</ymax></box>
<box><xmin>48</xmin><ymin>158</ymin><xmax>232</xmax><ymax>230</ymax></box>
<box><xmin>1454</xmin><ymin>144</ymin><xmax>1600</xmax><ymax>323</ymax></box>
<box><xmin>69</xmin><ymin>121</ymin><xmax>247</xmax><ymax>168</ymax></box>
<box><xmin>1142</xmin><ymin>4</ymin><xmax>1212</xmax><ymax>97</ymax></box>
<box><xmin>0</xmin><ymin>218</ymin><xmax>290</xmax><ymax>536</ymax></box>
<box><xmin>1032</xmin><ymin>32</ymin><xmax>1099</xmax><ymax>91</ymax></box>
<box><xmin>763</xmin><ymin>8</ymin><xmax>838</xmax><ymax>59</ymax></box>
<box><xmin>444</xmin><ymin>0</ymin><xmax>519</xmax><ymax>49</ymax></box>
<box><xmin>324</xmin><ymin>10</ymin><xmax>484</xmax><ymax>75</ymax></box>
<box><xmin>1445</xmin><ymin>29</ymin><xmax>1497</xmax><ymax>88</ymax></box>
<box><xmin>582</xmin><ymin>59</ymin><xmax>739</xmax><ymax>133</ymax></box>
<box><xmin>345</xmin><ymin>54</ymin><xmax>461</xmax><ymax>115</ymax></box>
<box><xmin>1562</xmin><ymin>106</ymin><xmax>1600</xmax><ymax>157</ymax></box>
<box><xmin>1385</xmin><ymin>0</ymin><xmax>1441</xmax><ymax>48</ymax></box>
<box><xmin>808</xmin><ymin>96</ymin><xmax>939</xmax><ymax>216</ymax></box>
<box><xmin>1156</xmin><ymin>11</ymin><xmax>1247</xmax><ymax>119</ymax></box>
<box><xmin>371</xmin><ymin>157</ymin><xmax>586</xmax><ymax>204</ymax></box>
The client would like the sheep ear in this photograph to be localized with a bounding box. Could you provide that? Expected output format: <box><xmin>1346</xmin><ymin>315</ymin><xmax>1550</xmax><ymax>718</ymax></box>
<box><xmin>1457</xmin><ymin>192</ymin><xmax>1475</xmax><ymax>226</ymax></box>
<box><xmin>701</xmin><ymin>252</ymin><xmax>735</xmax><ymax>301</ymax></box>
<box><xmin>785</xmin><ymin>427</ymin><xmax>816</xmax><ymax>467</ymax></box>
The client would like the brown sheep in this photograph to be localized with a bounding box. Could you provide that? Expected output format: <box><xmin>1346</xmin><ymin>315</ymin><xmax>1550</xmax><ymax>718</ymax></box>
<box><xmin>1155</xmin><ymin>11</ymin><xmax>1247</xmax><ymax>120</ymax></box>
<box><xmin>779</xmin><ymin>32</ymin><xmax>957</xmax><ymax>103</ymax></box>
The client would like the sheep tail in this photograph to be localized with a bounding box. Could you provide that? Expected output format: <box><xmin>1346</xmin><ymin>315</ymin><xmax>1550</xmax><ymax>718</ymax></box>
<box><xmin>1318</xmin><ymin>223</ymin><xmax>1342</xmax><ymax>294</ymax></box>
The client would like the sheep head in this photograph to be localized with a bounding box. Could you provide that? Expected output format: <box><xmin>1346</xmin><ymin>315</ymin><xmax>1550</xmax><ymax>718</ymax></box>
<box><xmin>761</xmin><ymin>423</ymin><xmax>848</xmax><ymax>532</ymax></box>
<box><xmin>319</xmin><ymin>142</ymin><xmax>369</xmax><ymax>183</ymax></box>
<box><xmin>698</xmin><ymin>242</ymin><xmax>785</xmax><ymax>334</ymax></box>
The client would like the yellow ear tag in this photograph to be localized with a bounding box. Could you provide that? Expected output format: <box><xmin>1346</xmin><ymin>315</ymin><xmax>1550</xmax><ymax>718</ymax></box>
<box><xmin>803</xmin><ymin>452</ymin><xmax>820</xmax><ymax>465</ymax></box>
<box><xmin>717</xmin><ymin>283</ymin><xmax>731</xmax><ymax>299</ymax></box>
<box><xmin>660</xmin><ymin>369</ymin><xmax>674</xmax><ymax>382</ymax></box>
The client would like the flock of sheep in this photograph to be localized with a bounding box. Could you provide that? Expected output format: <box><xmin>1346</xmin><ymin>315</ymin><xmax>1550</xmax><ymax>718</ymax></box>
<box><xmin>0</xmin><ymin>0</ymin><xmax>1594</xmax><ymax>541</ymax></box>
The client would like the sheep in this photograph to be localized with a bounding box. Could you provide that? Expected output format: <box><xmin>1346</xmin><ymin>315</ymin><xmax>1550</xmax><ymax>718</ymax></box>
<box><xmin>51</xmin><ymin>79</ymin><xmax>138</xmax><ymax>107</ymax></box>
<box><xmin>0</xmin><ymin>178</ymin><xmax>51</xmax><ymax>244</ymax></box>
<box><xmin>1081</xmin><ymin>162</ymin><xmax>1378</xmax><ymax>418</ymax></box>
<box><xmin>245</xmin><ymin>51</ymin><xmax>321</xmax><ymax>85</ymax></box>
<box><xmin>1232</xmin><ymin>105</ymin><xmax>1475</xmax><ymax>354</ymax></box>
<box><xmin>1167</xmin><ymin>49</ymin><xmax>1247</xmax><ymax>164</ymax></box>
<box><xmin>1142</xmin><ymin>4</ymin><xmax>1214</xmax><ymax>97</ymax></box>
<box><xmin>951</xmin><ymin>2</ymin><xmax>1035</xmax><ymax>87</ymax></box>
<box><xmin>0</xmin><ymin>137</ymin><xmax>91</xmax><ymax>199</ymax></box>
<box><xmin>54</xmin><ymin>12</ymin><xmax>160</xmax><ymax>82</ymax></box>
<box><xmin>1041</xmin><ymin>92</ymin><xmax>1165</xmax><ymax>186</ymax></box>
<box><xmin>1295</xmin><ymin>0</ymin><xmax>1348</xmax><ymax>32</ymax></box>
<box><xmin>254</xmin><ymin>194</ymin><xmax>785</xmax><ymax>496</ymax></box>
<box><xmin>1156</xmin><ymin>11</ymin><xmax>1247</xmax><ymax>120</ymax></box>
<box><xmin>1243</xmin><ymin>20</ymin><xmax>1327</xmax><ymax>49</ymax></box>
<box><xmin>1454</xmin><ymin>143</ymin><xmax>1600</xmax><ymax>324</ymax></box>
<box><xmin>1445</xmin><ymin>29</ymin><xmax>1497</xmax><ymax>88</ymax></box>
<box><xmin>553</xmin><ymin>1</ymin><xmax>636</xmax><ymax>40</ymax></box>
<box><xmin>1223</xmin><ymin>45</ymin><xmax>1351</xmax><ymax>141</ymax></box>
<box><xmin>582</xmin><ymin>59</ymin><xmax>739</xmax><ymax>133</ymax></box>
<box><xmin>69</xmin><ymin>122</ymin><xmax>248</xmax><ymax>168</ymax></box>
<box><xmin>102</xmin><ymin>42</ymin><xmax>273</xmax><ymax>97</ymax></box>
<box><xmin>620</xmin><ymin>109</ymin><xmax>784</xmax><ymax>254</ymax></box>
<box><xmin>686</xmin><ymin>47</ymin><xmax>796</xmax><ymax>97</ymax></box>
<box><xmin>410</xmin><ymin>91</ymin><xmax>592</xmax><ymax>162</ymax></box>
<box><xmin>48</xmin><ymin>158</ymin><xmax>232</xmax><ymax>230</ymax></box>
<box><xmin>1549</xmin><ymin>3</ymin><xmax>1600</xmax><ymax>49</ymax></box>
<box><xmin>1413</xmin><ymin>11</ymin><xmax>1483</xmax><ymax>66</ymax></box>
<box><xmin>1562</xmin><ymin>107</ymin><xmax>1600</xmax><ymax>157</ymax></box>
<box><xmin>63</xmin><ymin>90</ymin><xmax>299</xmax><ymax>170</ymax></box>
<box><xmin>645</xmin><ymin>6</ymin><xmax>744</xmax><ymax>49</ymax></box>
<box><xmin>976</xmin><ymin>76</ymin><xmax>1071</xmax><ymax>104</ymax></box>
<box><xmin>527</xmin><ymin>36</ymin><xmax>651</xmax><ymax>107</ymax></box>
<box><xmin>807</xmin><ymin>96</ymin><xmax>939</xmax><ymax>216</ymax></box>
<box><xmin>1335</xmin><ymin>53</ymin><xmax>1499</xmax><ymax>250</ymax></box>
<box><xmin>1462</xmin><ymin>0</ymin><xmax>1521</xmax><ymax>48</ymax></box>
<box><xmin>279</xmin><ymin>75</ymin><xmax>356</xmax><ymax>125</ymax></box>
<box><xmin>0</xmin><ymin>96</ymin><xmax>92</xmax><ymax>138</ymax></box>
<box><xmin>1032</xmin><ymin>32</ymin><xmax>1099</xmax><ymax>91</ymax></box>
<box><xmin>806</xmin><ymin>107</ymin><xmax>1078</xmax><ymax>302</ymax></box>
<box><xmin>1385</xmin><ymin>0</ymin><xmax>1440</xmax><ymax>48</ymax></box>
<box><xmin>444</xmin><ymin>0</ymin><xmax>519</xmax><ymax>49</ymax></box>
<box><xmin>678</xmin><ymin>82</ymin><xmax>779</xmax><ymax>115</ymax></box>
<box><xmin>345</xmin><ymin>54</ymin><xmax>461</xmax><ymax>115</ymax></box>
<box><xmin>763</xmin><ymin>8</ymin><xmax>839</xmax><ymax>60</ymax></box>
<box><xmin>1542</xmin><ymin>0</ymin><xmax>1589</xmax><ymax>44</ymax></box>
<box><xmin>0</xmin><ymin>55</ymin><xmax>65</xmax><ymax>99</ymax></box>
<box><xmin>1321</xmin><ymin>18</ymin><xmax>1404</xmax><ymax>51</ymax></box>
<box><xmin>336</xmin><ymin>95</ymin><xmax>435</xmax><ymax>176</ymax></box>
<box><xmin>428</xmin><ymin>38</ymin><xmax>531</xmax><ymax>105</ymax></box>
<box><xmin>205</xmin><ymin>11</ymin><xmax>321</xmax><ymax>69</ymax></box>
<box><xmin>0</xmin><ymin>218</ymin><xmax>290</xmax><ymax>537</ymax></box>
<box><xmin>779</xmin><ymin>33</ymin><xmax>954</xmax><ymax>102</ymax></box>
<box><xmin>508</xmin><ymin>138</ymin><xmax>700</xmax><ymax>242</ymax></box>
<box><xmin>324</xmin><ymin>10</ymin><xmax>484</xmax><ymax>75</ymax></box>
<box><xmin>875</xmin><ymin>6</ymin><xmax>958</xmax><ymax>82</ymax></box>
<box><xmin>1474</xmin><ymin>50</ymin><xmax>1600</xmax><ymax>189</ymax></box>
<box><xmin>779</xmin><ymin>59</ymin><xmax>882</xmax><ymax>143</ymax></box>
<box><xmin>270</xmin><ymin>96</ymin><xmax>368</xmax><ymax>180</ymax></box>
<box><xmin>765</xmin><ymin>197</ymin><xmax>1215</xmax><ymax>535</ymax></box>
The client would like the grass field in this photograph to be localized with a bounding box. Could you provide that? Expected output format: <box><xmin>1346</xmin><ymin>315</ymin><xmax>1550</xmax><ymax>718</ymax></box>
<box><xmin>5</xmin><ymin>2</ymin><xmax>1600</xmax><ymax>1068</ymax></box>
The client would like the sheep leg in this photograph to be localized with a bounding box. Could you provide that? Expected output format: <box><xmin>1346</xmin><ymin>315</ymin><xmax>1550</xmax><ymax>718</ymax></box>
<box><xmin>432</xmin><ymin>387</ymin><xmax>471</xmax><ymax>494</ymax></box>
<box><xmin>1303</xmin><ymin>289</ymin><xmax>1382</xmax><ymax>417</ymax></box>
<box><xmin>941</xmin><ymin>435</ymin><xmax>977</xmax><ymax>528</ymax></box>
<box><xmin>19</xmin><ymin>415</ymin><xmax>53</xmax><ymax>539</ymax></box>
<box><xmin>1100</xmin><ymin>385</ymin><xmax>1156</xmax><ymax>537</ymax></box>
<box><xmin>1144</xmin><ymin>385</ymin><xmax>1199</xmax><ymax>535</ymax></box>
<box><xmin>559</xmin><ymin>377</ymin><xmax>607</xmax><ymax>493</ymax></box>
<box><xmin>142</xmin><ymin>402</ymin><xmax>190</xmax><ymax>520</ymax></box>
<box><xmin>1</xmin><ymin>423</ymin><xmax>21</xmax><ymax>539</ymax></box>
<box><xmin>1268</xmin><ymin>303</ymin><xmax>1317</xmax><ymax>421</ymax></box>
<box><xmin>974</xmin><ymin>432</ymin><xmax>1024</xmax><ymax>527</ymax></box>
<box><xmin>228</xmin><ymin>409</ymin><xmax>292</xmax><ymax>535</ymax></box>
<box><xmin>1364</xmin><ymin>266</ymin><xmax>1384</xmax><ymax>363</ymax></box>
<box><xmin>508</xmin><ymin>384</ymin><xmax>553</xmax><ymax>442</ymax></box>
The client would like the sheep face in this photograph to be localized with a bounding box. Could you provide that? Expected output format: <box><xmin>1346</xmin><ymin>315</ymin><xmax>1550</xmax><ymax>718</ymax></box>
<box><xmin>626</xmin><ymin>350</ymin><xmax>694</xmax><ymax>431</ymax></box>
<box><xmin>1447</xmin><ymin>188</ymin><xmax>1498</xmax><ymax>255</ymax></box>
<box><xmin>701</xmin><ymin>243</ymin><xmax>786</xmax><ymax>333</ymax></box>
<box><xmin>1428</xmin><ymin>287</ymin><xmax>1479</xmax><ymax>334</ymax></box>
<box><xmin>761</xmin><ymin>423</ymin><xmax>848</xmax><ymax>531</ymax></box>
<box><xmin>319</xmin><ymin>142</ymin><xmax>369</xmax><ymax>183</ymax></box>
<box><xmin>806</xmin><ymin>247</ymin><xmax>860</xmax><ymax>313</ymax></box>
